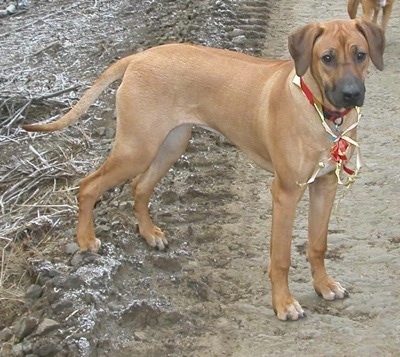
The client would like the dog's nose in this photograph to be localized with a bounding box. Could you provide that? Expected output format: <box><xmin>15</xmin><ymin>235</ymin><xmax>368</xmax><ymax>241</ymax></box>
<box><xmin>343</xmin><ymin>88</ymin><xmax>361</xmax><ymax>105</ymax></box>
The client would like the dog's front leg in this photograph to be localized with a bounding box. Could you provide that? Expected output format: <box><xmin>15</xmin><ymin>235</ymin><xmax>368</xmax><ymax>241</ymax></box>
<box><xmin>269</xmin><ymin>177</ymin><xmax>306</xmax><ymax>321</ymax></box>
<box><xmin>308</xmin><ymin>173</ymin><xmax>349</xmax><ymax>300</ymax></box>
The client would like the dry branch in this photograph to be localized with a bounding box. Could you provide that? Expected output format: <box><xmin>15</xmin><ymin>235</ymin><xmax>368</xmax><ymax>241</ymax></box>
<box><xmin>0</xmin><ymin>84</ymin><xmax>80</xmax><ymax>135</ymax></box>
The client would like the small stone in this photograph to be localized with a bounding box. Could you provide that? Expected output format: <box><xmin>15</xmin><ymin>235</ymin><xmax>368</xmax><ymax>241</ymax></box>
<box><xmin>12</xmin><ymin>343</ymin><xmax>24</xmax><ymax>357</ymax></box>
<box><xmin>35</xmin><ymin>318</ymin><xmax>60</xmax><ymax>336</ymax></box>
<box><xmin>96</xmin><ymin>224</ymin><xmax>110</xmax><ymax>234</ymax></box>
<box><xmin>70</xmin><ymin>252</ymin><xmax>99</xmax><ymax>266</ymax></box>
<box><xmin>22</xmin><ymin>340</ymin><xmax>33</xmax><ymax>354</ymax></box>
<box><xmin>65</xmin><ymin>242</ymin><xmax>80</xmax><ymax>255</ymax></box>
<box><xmin>0</xmin><ymin>327</ymin><xmax>13</xmax><ymax>342</ymax></box>
<box><xmin>51</xmin><ymin>299</ymin><xmax>74</xmax><ymax>313</ymax></box>
<box><xmin>104</xmin><ymin>127</ymin><xmax>115</xmax><ymax>139</ymax></box>
<box><xmin>232</xmin><ymin>35</ymin><xmax>246</xmax><ymax>45</ymax></box>
<box><xmin>26</xmin><ymin>284</ymin><xmax>43</xmax><ymax>299</ymax></box>
<box><xmin>70</xmin><ymin>251</ymin><xmax>85</xmax><ymax>266</ymax></box>
<box><xmin>35</xmin><ymin>262</ymin><xmax>61</xmax><ymax>285</ymax></box>
<box><xmin>51</xmin><ymin>275</ymin><xmax>84</xmax><ymax>290</ymax></box>
<box><xmin>94</xmin><ymin>127</ymin><xmax>106</xmax><ymax>136</ymax></box>
<box><xmin>229</xmin><ymin>28</ymin><xmax>245</xmax><ymax>37</ymax></box>
<box><xmin>133</xmin><ymin>331</ymin><xmax>147</xmax><ymax>341</ymax></box>
<box><xmin>1</xmin><ymin>342</ymin><xmax>13</xmax><ymax>356</ymax></box>
<box><xmin>14</xmin><ymin>317</ymin><xmax>39</xmax><ymax>340</ymax></box>
<box><xmin>32</xmin><ymin>339</ymin><xmax>59</xmax><ymax>356</ymax></box>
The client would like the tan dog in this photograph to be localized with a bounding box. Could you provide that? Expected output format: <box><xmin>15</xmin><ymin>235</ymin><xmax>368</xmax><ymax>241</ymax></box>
<box><xmin>348</xmin><ymin>0</ymin><xmax>395</xmax><ymax>32</ymax></box>
<box><xmin>22</xmin><ymin>19</ymin><xmax>384</xmax><ymax>321</ymax></box>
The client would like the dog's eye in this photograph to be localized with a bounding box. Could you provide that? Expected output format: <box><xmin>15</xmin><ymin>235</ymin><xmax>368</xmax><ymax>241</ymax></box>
<box><xmin>356</xmin><ymin>52</ymin><xmax>367</xmax><ymax>62</ymax></box>
<box><xmin>321</xmin><ymin>54</ymin><xmax>334</xmax><ymax>64</ymax></box>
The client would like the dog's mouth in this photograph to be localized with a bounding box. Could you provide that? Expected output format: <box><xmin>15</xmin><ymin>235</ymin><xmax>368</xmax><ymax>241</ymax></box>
<box><xmin>325</xmin><ymin>76</ymin><xmax>365</xmax><ymax>109</ymax></box>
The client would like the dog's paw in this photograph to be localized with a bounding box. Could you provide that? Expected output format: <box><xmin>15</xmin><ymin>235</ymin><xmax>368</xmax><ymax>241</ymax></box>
<box><xmin>275</xmin><ymin>299</ymin><xmax>305</xmax><ymax>321</ymax></box>
<box><xmin>315</xmin><ymin>280</ymin><xmax>349</xmax><ymax>300</ymax></box>
<box><xmin>78</xmin><ymin>237</ymin><xmax>101</xmax><ymax>253</ymax></box>
<box><xmin>141</xmin><ymin>226</ymin><xmax>169</xmax><ymax>251</ymax></box>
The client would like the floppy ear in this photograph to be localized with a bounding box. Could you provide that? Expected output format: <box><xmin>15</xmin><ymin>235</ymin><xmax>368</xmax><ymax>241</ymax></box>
<box><xmin>288</xmin><ymin>23</ymin><xmax>323</xmax><ymax>76</ymax></box>
<box><xmin>356</xmin><ymin>20</ymin><xmax>385</xmax><ymax>70</ymax></box>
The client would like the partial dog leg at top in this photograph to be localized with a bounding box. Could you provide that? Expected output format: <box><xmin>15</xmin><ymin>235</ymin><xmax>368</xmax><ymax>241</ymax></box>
<box><xmin>307</xmin><ymin>173</ymin><xmax>349</xmax><ymax>300</ymax></box>
<box><xmin>347</xmin><ymin>0</ymin><xmax>360</xmax><ymax>18</ymax></box>
<box><xmin>269</xmin><ymin>176</ymin><xmax>307</xmax><ymax>321</ymax></box>
<box><xmin>381</xmin><ymin>1</ymin><xmax>394</xmax><ymax>32</ymax></box>
<box><xmin>131</xmin><ymin>125</ymin><xmax>192</xmax><ymax>250</ymax></box>
<box><xmin>360</xmin><ymin>1</ymin><xmax>376</xmax><ymax>22</ymax></box>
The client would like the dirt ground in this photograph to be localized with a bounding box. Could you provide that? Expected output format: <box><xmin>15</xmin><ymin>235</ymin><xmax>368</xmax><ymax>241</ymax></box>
<box><xmin>1</xmin><ymin>0</ymin><xmax>400</xmax><ymax>356</ymax></box>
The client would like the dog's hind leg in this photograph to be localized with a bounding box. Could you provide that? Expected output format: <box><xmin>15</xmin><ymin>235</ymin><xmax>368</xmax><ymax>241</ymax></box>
<box><xmin>381</xmin><ymin>2</ymin><xmax>393</xmax><ymax>32</ymax></box>
<box><xmin>362</xmin><ymin>2</ymin><xmax>375</xmax><ymax>22</ymax></box>
<box><xmin>75</xmin><ymin>121</ymin><xmax>179</xmax><ymax>252</ymax></box>
<box><xmin>372</xmin><ymin>7</ymin><xmax>380</xmax><ymax>24</ymax></box>
<box><xmin>131</xmin><ymin>124</ymin><xmax>192</xmax><ymax>250</ymax></box>
<box><xmin>347</xmin><ymin>0</ymin><xmax>360</xmax><ymax>18</ymax></box>
<box><xmin>76</xmin><ymin>144</ymin><xmax>152</xmax><ymax>252</ymax></box>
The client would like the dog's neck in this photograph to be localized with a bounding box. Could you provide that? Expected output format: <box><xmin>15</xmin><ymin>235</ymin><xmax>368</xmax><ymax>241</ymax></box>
<box><xmin>292</xmin><ymin>74</ymin><xmax>362</xmax><ymax>187</ymax></box>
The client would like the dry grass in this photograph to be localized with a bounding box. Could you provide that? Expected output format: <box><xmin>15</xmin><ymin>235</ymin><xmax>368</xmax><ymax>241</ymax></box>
<box><xmin>0</xmin><ymin>101</ymin><xmax>96</xmax><ymax>327</ymax></box>
<box><xmin>0</xmin><ymin>0</ymin><xmax>115</xmax><ymax>329</ymax></box>
<box><xmin>0</xmin><ymin>0</ymin><xmax>144</xmax><ymax>329</ymax></box>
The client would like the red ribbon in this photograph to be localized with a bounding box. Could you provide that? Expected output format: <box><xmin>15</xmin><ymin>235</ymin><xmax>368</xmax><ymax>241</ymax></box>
<box><xmin>331</xmin><ymin>137</ymin><xmax>355</xmax><ymax>175</ymax></box>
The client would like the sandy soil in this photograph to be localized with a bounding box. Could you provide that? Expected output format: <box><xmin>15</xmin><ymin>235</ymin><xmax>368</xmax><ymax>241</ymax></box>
<box><xmin>1</xmin><ymin>0</ymin><xmax>400</xmax><ymax>356</ymax></box>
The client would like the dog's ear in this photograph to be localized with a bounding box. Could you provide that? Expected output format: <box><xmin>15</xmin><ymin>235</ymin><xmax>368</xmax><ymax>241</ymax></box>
<box><xmin>288</xmin><ymin>23</ymin><xmax>323</xmax><ymax>77</ymax></box>
<box><xmin>356</xmin><ymin>20</ymin><xmax>385</xmax><ymax>70</ymax></box>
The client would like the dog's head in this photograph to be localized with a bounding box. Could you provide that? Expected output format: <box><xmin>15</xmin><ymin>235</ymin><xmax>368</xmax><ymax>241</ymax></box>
<box><xmin>288</xmin><ymin>19</ymin><xmax>385</xmax><ymax>109</ymax></box>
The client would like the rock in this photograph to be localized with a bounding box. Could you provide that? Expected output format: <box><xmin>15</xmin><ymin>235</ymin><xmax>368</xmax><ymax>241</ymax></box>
<box><xmin>232</xmin><ymin>35</ymin><xmax>246</xmax><ymax>44</ymax></box>
<box><xmin>160</xmin><ymin>190</ymin><xmax>179</xmax><ymax>204</ymax></box>
<box><xmin>51</xmin><ymin>299</ymin><xmax>74</xmax><ymax>314</ymax></box>
<box><xmin>35</xmin><ymin>318</ymin><xmax>60</xmax><ymax>336</ymax></box>
<box><xmin>0</xmin><ymin>342</ymin><xmax>13</xmax><ymax>357</ymax></box>
<box><xmin>133</xmin><ymin>331</ymin><xmax>147</xmax><ymax>341</ymax></box>
<box><xmin>32</xmin><ymin>339</ymin><xmax>60</xmax><ymax>356</ymax></box>
<box><xmin>147</xmin><ymin>254</ymin><xmax>182</xmax><ymax>271</ymax></box>
<box><xmin>70</xmin><ymin>251</ymin><xmax>85</xmax><ymax>266</ymax></box>
<box><xmin>14</xmin><ymin>317</ymin><xmax>39</xmax><ymax>340</ymax></box>
<box><xmin>26</xmin><ymin>284</ymin><xmax>43</xmax><ymax>300</ymax></box>
<box><xmin>65</xmin><ymin>242</ymin><xmax>80</xmax><ymax>255</ymax></box>
<box><xmin>12</xmin><ymin>342</ymin><xmax>24</xmax><ymax>357</ymax></box>
<box><xmin>51</xmin><ymin>275</ymin><xmax>84</xmax><ymax>290</ymax></box>
<box><xmin>104</xmin><ymin>127</ymin><xmax>115</xmax><ymax>139</ymax></box>
<box><xmin>70</xmin><ymin>251</ymin><xmax>100</xmax><ymax>266</ymax></box>
<box><xmin>229</xmin><ymin>28</ymin><xmax>245</xmax><ymax>38</ymax></box>
<box><xmin>0</xmin><ymin>327</ymin><xmax>13</xmax><ymax>342</ymax></box>
<box><xmin>94</xmin><ymin>126</ymin><xmax>106</xmax><ymax>136</ymax></box>
<box><xmin>22</xmin><ymin>340</ymin><xmax>33</xmax><ymax>354</ymax></box>
<box><xmin>34</xmin><ymin>262</ymin><xmax>61</xmax><ymax>285</ymax></box>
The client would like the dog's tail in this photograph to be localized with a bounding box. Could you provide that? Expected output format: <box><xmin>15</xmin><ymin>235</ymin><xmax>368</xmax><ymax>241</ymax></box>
<box><xmin>22</xmin><ymin>56</ymin><xmax>131</xmax><ymax>132</ymax></box>
<box><xmin>347</xmin><ymin>0</ymin><xmax>360</xmax><ymax>19</ymax></box>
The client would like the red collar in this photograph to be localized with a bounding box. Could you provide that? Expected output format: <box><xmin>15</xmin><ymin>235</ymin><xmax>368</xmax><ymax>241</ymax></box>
<box><xmin>299</xmin><ymin>77</ymin><xmax>352</xmax><ymax>122</ymax></box>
